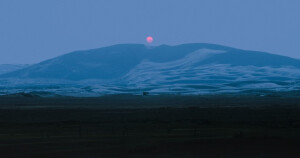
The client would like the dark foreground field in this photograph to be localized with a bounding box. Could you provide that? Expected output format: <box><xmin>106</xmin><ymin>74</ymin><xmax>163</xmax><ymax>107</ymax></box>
<box><xmin>1</xmin><ymin>94</ymin><xmax>300</xmax><ymax>158</ymax></box>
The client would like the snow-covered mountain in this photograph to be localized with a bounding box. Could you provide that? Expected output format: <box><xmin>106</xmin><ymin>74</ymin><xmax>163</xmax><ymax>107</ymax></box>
<box><xmin>1</xmin><ymin>43</ymin><xmax>300</xmax><ymax>96</ymax></box>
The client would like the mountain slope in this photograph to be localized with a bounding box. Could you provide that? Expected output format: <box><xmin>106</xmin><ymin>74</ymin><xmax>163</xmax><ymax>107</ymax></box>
<box><xmin>2</xmin><ymin>43</ymin><xmax>300</xmax><ymax>80</ymax></box>
<box><xmin>1</xmin><ymin>43</ymin><xmax>300</xmax><ymax>95</ymax></box>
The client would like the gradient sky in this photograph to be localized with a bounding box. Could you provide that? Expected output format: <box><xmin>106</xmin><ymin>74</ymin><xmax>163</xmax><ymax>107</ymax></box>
<box><xmin>0</xmin><ymin>0</ymin><xmax>300</xmax><ymax>64</ymax></box>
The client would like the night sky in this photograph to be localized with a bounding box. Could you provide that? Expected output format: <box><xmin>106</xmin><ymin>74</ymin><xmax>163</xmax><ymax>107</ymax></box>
<box><xmin>0</xmin><ymin>0</ymin><xmax>299</xmax><ymax>64</ymax></box>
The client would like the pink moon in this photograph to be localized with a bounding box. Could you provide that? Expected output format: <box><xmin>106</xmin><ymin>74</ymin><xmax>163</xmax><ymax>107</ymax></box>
<box><xmin>146</xmin><ymin>36</ymin><xmax>153</xmax><ymax>43</ymax></box>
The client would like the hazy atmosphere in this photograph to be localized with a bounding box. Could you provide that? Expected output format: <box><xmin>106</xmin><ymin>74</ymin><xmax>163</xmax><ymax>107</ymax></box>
<box><xmin>1</xmin><ymin>0</ymin><xmax>300</xmax><ymax>64</ymax></box>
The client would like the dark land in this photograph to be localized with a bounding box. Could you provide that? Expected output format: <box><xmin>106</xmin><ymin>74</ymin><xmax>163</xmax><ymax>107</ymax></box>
<box><xmin>1</xmin><ymin>93</ymin><xmax>300</xmax><ymax>158</ymax></box>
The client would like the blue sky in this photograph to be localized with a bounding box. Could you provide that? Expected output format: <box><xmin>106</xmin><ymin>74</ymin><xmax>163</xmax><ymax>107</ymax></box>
<box><xmin>0</xmin><ymin>0</ymin><xmax>299</xmax><ymax>64</ymax></box>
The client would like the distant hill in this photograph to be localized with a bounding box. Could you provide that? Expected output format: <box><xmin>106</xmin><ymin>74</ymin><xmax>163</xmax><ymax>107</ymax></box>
<box><xmin>1</xmin><ymin>43</ymin><xmax>300</xmax><ymax>95</ymax></box>
<box><xmin>0</xmin><ymin>64</ymin><xmax>30</xmax><ymax>75</ymax></box>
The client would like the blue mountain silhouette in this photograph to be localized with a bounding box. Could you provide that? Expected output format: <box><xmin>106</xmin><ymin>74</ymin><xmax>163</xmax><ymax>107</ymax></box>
<box><xmin>2</xmin><ymin>43</ymin><xmax>300</xmax><ymax>80</ymax></box>
<box><xmin>1</xmin><ymin>43</ymin><xmax>300</xmax><ymax>95</ymax></box>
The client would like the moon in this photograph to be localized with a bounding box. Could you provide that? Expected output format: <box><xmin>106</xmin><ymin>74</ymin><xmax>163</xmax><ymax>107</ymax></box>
<box><xmin>146</xmin><ymin>36</ymin><xmax>153</xmax><ymax>43</ymax></box>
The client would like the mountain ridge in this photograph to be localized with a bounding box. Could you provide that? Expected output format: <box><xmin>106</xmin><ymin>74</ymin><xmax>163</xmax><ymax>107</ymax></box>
<box><xmin>1</xmin><ymin>43</ymin><xmax>300</xmax><ymax>96</ymax></box>
<box><xmin>2</xmin><ymin>43</ymin><xmax>300</xmax><ymax>80</ymax></box>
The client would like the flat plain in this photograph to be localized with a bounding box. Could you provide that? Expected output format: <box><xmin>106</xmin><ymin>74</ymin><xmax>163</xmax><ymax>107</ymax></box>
<box><xmin>0</xmin><ymin>94</ymin><xmax>300</xmax><ymax>158</ymax></box>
